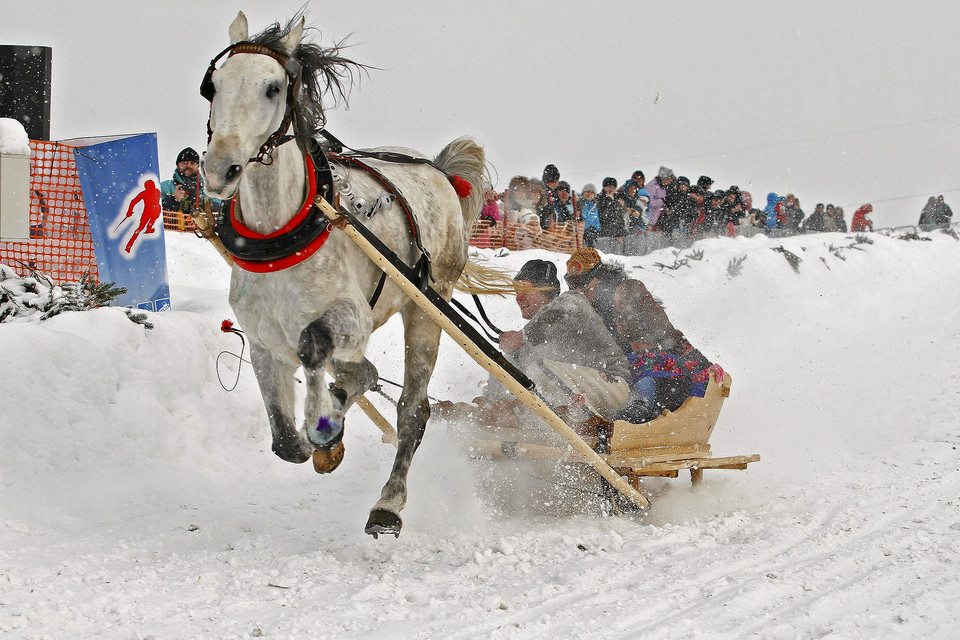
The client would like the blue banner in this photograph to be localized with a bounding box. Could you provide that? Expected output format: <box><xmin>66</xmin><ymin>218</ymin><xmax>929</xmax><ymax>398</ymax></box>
<box><xmin>71</xmin><ymin>133</ymin><xmax>170</xmax><ymax>311</ymax></box>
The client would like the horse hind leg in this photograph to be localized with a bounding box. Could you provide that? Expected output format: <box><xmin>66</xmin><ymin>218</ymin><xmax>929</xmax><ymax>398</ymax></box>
<box><xmin>365</xmin><ymin>305</ymin><xmax>441</xmax><ymax>538</ymax></box>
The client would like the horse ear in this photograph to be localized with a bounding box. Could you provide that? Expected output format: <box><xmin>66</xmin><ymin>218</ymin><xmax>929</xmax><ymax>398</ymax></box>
<box><xmin>229</xmin><ymin>11</ymin><xmax>249</xmax><ymax>44</ymax></box>
<box><xmin>278</xmin><ymin>17</ymin><xmax>304</xmax><ymax>56</ymax></box>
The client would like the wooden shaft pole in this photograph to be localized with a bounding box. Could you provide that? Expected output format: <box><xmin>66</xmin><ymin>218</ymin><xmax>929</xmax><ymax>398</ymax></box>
<box><xmin>355</xmin><ymin>395</ymin><xmax>398</xmax><ymax>447</ymax></box>
<box><xmin>191</xmin><ymin>204</ymin><xmax>235</xmax><ymax>267</ymax></box>
<box><xmin>321</xmin><ymin>363</ymin><xmax>399</xmax><ymax>447</ymax></box>
<box><xmin>317</xmin><ymin>197</ymin><xmax>649</xmax><ymax>510</ymax></box>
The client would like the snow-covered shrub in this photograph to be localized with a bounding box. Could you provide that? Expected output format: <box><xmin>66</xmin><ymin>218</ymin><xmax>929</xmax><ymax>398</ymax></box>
<box><xmin>0</xmin><ymin>263</ymin><xmax>153</xmax><ymax>327</ymax></box>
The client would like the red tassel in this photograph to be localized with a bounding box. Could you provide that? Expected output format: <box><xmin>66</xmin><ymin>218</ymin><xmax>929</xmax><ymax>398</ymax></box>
<box><xmin>449</xmin><ymin>175</ymin><xmax>472</xmax><ymax>199</ymax></box>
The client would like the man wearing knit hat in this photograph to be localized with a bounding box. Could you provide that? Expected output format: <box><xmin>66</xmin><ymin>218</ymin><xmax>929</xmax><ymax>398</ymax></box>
<box><xmin>593</xmin><ymin>177</ymin><xmax>626</xmax><ymax>251</ymax></box>
<box><xmin>564</xmin><ymin>248</ymin><xmax>720</xmax><ymax>422</ymax></box>
<box><xmin>476</xmin><ymin>259</ymin><xmax>632</xmax><ymax>422</ymax></box>
<box><xmin>160</xmin><ymin>147</ymin><xmax>222</xmax><ymax>215</ymax></box>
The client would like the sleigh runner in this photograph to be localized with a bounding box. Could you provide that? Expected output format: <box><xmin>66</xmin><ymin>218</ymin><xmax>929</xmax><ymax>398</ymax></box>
<box><xmin>466</xmin><ymin>372</ymin><xmax>759</xmax><ymax>492</ymax></box>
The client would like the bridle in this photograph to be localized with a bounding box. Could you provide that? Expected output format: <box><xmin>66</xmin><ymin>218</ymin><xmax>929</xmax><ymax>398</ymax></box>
<box><xmin>200</xmin><ymin>41</ymin><xmax>304</xmax><ymax>164</ymax></box>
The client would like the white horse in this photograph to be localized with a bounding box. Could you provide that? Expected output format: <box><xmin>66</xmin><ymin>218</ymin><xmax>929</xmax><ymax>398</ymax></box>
<box><xmin>200</xmin><ymin>12</ymin><xmax>486</xmax><ymax>537</ymax></box>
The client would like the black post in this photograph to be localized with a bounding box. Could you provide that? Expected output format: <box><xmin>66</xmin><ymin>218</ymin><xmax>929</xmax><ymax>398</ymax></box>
<box><xmin>0</xmin><ymin>45</ymin><xmax>53</xmax><ymax>141</ymax></box>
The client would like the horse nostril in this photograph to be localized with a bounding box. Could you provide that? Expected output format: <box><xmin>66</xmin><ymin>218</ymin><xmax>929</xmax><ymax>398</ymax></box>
<box><xmin>225</xmin><ymin>164</ymin><xmax>243</xmax><ymax>183</ymax></box>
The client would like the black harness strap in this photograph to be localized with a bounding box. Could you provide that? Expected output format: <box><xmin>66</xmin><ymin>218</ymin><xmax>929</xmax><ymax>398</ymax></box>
<box><xmin>471</xmin><ymin>293</ymin><xmax>505</xmax><ymax>336</ymax></box>
<box><xmin>450</xmin><ymin>298</ymin><xmax>501</xmax><ymax>344</ymax></box>
<box><xmin>369</xmin><ymin>272</ymin><xmax>388</xmax><ymax>308</ymax></box>
<box><xmin>336</xmin><ymin>206</ymin><xmax>535</xmax><ymax>391</ymax></box>
<box><xmin>330</xmin><ymin>154</ymin><xmax>434</xmax><ymax>293</ymax></box>
<box><xmin>320</xmin><ymin>129</ymin><xmax>438</xmax><ymax>169</ymax></box>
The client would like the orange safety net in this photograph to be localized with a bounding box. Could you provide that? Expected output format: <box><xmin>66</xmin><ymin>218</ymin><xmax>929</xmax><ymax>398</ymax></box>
<box><xmin>470</xmin><ymin>219</ymin><xmax>585</xmax><ymax>254</ymax></box>
<box><xmin>0</xmin><ymin>140</ymin><xmax>99</xmax><ymax>284</ymax></box>
<box><xmin>163</xmin><ymin>209</ymin><xmax>198</xmax><ymax>233</ymax></box>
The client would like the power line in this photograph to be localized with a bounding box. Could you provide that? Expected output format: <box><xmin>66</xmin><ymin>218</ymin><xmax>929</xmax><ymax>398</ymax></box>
<box><xmin>836</xmin><ymin>187</ymin><xmax>960</xmax><ymax>211</ymax></box>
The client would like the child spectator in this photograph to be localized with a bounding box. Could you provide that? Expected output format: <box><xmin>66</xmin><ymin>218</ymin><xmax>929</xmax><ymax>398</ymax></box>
<box><xmin>579</xmin><ymin>184</ymin><xmax>600</xmax><ymax>247</ymax></box>
<box><xmin>474</xmin><ymin>188</ymin><xmax>501</xmax><ymax>248</ymax></box>
<box><xmin>514</xmin><ymin>212</ymin><xmax>542</xmax><ymax>250</ymax></box>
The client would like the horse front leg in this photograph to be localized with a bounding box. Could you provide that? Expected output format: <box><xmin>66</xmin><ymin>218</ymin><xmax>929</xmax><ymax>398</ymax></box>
<box><xmin>298</xmin><ymin>298</ymin><xmax>372</xmax><ymax>473</ymax></box>
<box><xmin>249</xmin><ymin>342</ymin><xmax>312</xmax><ymax>464</ymax></box>
<box><xmin>365</xmin><ymin>305</ymin><xmax>441</xmax><ymax>538</ymax></box>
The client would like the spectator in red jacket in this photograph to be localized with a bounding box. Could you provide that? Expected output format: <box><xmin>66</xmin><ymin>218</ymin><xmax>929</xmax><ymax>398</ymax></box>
<box><xmin>851</xmin><ymin>204</ymin><xmax>874</xmax><ymax>232</ymax></box>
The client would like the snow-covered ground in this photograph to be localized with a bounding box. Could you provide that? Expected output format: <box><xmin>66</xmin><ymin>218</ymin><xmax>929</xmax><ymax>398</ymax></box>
<box><xmin>2</xmin><ymin>226</ymin><xmax>958</xmax><ymax>639</ymax></box>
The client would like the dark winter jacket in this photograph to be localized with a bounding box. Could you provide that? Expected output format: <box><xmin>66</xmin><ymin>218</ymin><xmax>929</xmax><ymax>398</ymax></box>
<box><xmin>595</xmin><ymin>191</ymin><xmax>627</xmax><ymax>238</ymax></box>
<box><xmin>584</xmin><ymin>265</ymin><xmax>709</xmax><ymax>368</ymax></box>
<box><xmin>803</xmin><ymin>206</ymin><xmax>827</xmax><ymax>232</ymax></box>
<box><xmin>784</xmin><ymin>204</ymin><xmax>805</xmax><ymax>231</ymax></box>
<box><xmin>617</xmin><ymin>187</ymin><xmax>645</xmax><ymax>232</ymax></box>
<box><xmin>537</xmin><ymin>187</ymin><xmax>560</xmax><ymax>229</ymax></box>
<box><xmin>701</xmin><ymin>202</ymin><xmax>726</xmax><ymax>233</ymax></box>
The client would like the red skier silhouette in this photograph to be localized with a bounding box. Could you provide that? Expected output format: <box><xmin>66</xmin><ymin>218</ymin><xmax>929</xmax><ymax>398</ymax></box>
<box><xmin>118</xmin><ymin>179</ymin><xmax>162</xmax><ymax>253</ymax></box>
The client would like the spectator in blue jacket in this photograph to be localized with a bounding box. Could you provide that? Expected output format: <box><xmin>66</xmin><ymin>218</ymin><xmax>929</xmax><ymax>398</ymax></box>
<box><xmin>764</xmin><ymin>192</ymin><xmax>781</xmax><ymax>230</ymax></box>
<box><xmin>578</xmin><ymin>183</ymin><xmax>600</xmax><ymax>243</ymax></box>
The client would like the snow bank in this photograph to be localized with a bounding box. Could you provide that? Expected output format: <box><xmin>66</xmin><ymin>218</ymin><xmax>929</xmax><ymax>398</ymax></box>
<box><xmin>0</xmin><ymin>118</ymin><xmax>30</xmax><ymax>156</ymax></box>
<box><xmin>1</xmin><ymin>226</ymin><xmax>958</xmax><ymax>638</ymax></box>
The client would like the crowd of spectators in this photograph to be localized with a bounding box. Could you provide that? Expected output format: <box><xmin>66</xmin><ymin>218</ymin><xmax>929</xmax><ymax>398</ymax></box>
<box><xmin>480</xmin><ymin>163</ymin><xmax>954</xmax><ymax>254</ymax></box>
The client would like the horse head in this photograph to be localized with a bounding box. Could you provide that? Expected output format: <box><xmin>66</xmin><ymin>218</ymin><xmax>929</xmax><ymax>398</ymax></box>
<box><xmin>201</xmin><ymin>12</ymin><xmax>304</xmax><ymax>199</ymax></box>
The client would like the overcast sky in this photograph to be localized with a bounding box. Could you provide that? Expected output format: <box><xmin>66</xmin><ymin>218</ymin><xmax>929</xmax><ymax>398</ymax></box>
<box><xmin>2</xmin><ymin>0</ymin><xmax>958</xmax><ymax>227</ymax></box>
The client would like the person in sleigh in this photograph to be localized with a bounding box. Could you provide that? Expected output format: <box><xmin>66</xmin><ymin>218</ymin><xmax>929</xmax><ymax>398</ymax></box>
<box><xmin>434</xmin><ymin>259</ymin><xmax>633</xmax><ymax>431</ymax></box>
<box><xmin>563</xmin><ymin>247</ymin><xmax>724</xmax><ymax>423</ymax></box>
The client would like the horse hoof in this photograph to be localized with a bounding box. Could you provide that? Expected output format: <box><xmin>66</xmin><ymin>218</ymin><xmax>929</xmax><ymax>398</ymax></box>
<box><xmin>311</xmin><ymin>441</ymin><xmax>345</xmax><ymax>474</ymax></box>
<box><xmin>365</xmin><ymin>509</ymin><xmax>401</xmax><ymax>539</ymax></box>
<box><xmin>306</xmin><ymin>396</ymin><xmax>344</xmax><ymax>449</ymax></box>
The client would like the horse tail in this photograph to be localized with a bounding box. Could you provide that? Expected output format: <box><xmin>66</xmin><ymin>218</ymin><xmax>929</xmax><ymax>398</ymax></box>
<box><xmin>433</xmin><ymin>137</ymin><xmax>511</xmax><ymax>295</ymax></box>
<box><xmin>433</xmin><ymin>136</ymin><xmax>485</xmax><ymax>232</ymax></box>
<box><xmin>457</xmin><ymin>259</ymin><xmax>517</xmax><ymax>296</ymax></box>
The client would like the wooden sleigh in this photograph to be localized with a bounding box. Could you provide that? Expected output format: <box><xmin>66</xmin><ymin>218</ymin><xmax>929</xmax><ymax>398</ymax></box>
<box><xmin>467</xmin><ymin>373</ymin><xmax>759</xmax><ymax>496</ymax></box>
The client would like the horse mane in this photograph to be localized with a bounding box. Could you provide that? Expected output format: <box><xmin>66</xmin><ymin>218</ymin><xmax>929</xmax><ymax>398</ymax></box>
<box><xmin>249</xmin><ymin>13</ymin><xmax>368</xmax><ymax>137</ymax></box>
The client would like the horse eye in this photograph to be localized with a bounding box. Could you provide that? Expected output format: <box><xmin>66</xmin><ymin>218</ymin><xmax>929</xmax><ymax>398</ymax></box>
<box><xmin>266</xmin><ymin>83</ymin><xmax>282</xmax><ymax>99</ymax></box>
